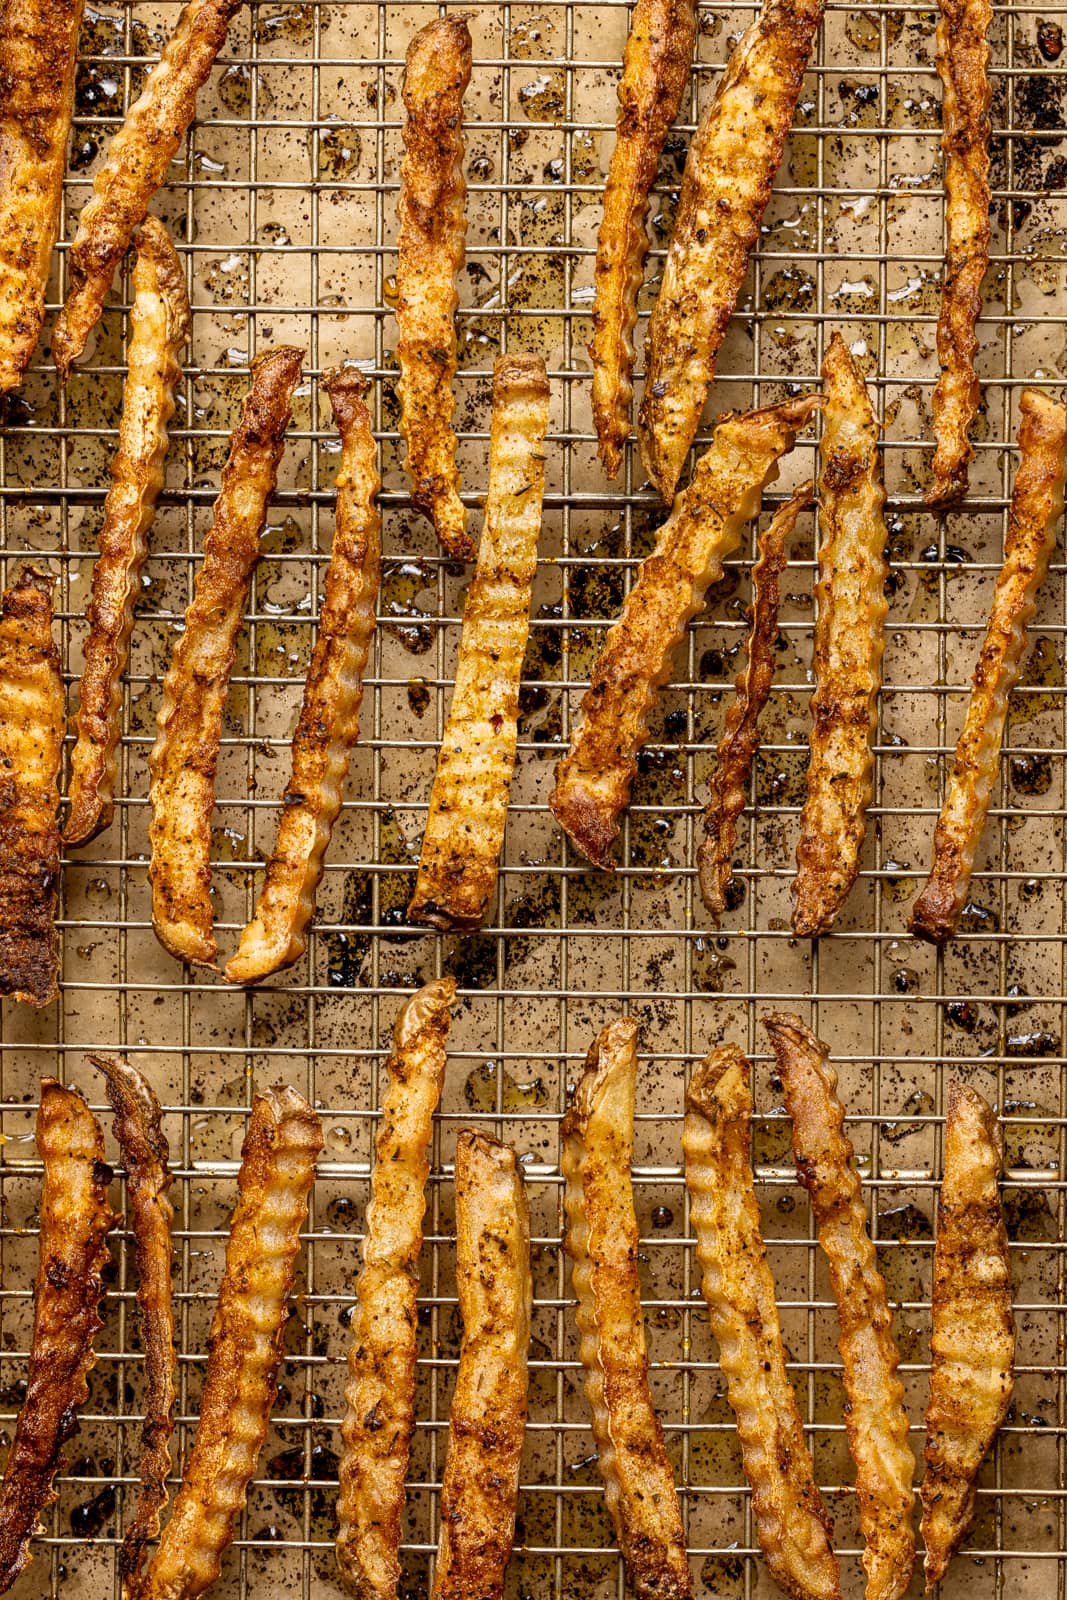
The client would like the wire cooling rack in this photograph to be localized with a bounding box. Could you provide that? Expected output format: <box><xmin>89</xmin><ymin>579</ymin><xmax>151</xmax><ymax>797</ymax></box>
<box><xmin>0</xmin><ymin>0</ymin><xmax>1065</xmax><ymax>1594</ymax></box>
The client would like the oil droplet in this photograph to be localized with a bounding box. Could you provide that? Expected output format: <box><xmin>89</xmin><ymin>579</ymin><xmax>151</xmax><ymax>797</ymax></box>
<box><xmin>383</xmin><ymin>273</ymin><xmax>398</xmax><ymax>307</ymax></box>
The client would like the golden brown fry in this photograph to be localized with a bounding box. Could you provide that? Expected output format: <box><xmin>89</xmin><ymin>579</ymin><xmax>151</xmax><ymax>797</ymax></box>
<box><xmin>51</xmin><ymin>0</ymin><xmax>243</xmax><ymax>382</ymax></box>
<box><xmin>792</xmin><ymin>335</ymin><xmax>887</xmax><ymax>939</ymax></box>
<box><xmin>0</xmin><ymin>0</ymin><xmax>83</xmax><ymax>392</ymax></box>
<box><xmin>432</xmin><ymin>1131</ymin><xmax>531</xmax><ymax>1600</ymax></box>
<box><xmin>550</xmin><ymin>393</ymin><xmax>819</xmax><ymax>869</ymax></box>
<box><xmin>225</xmin><ymin>366</ymin><xmax>380</xmax><ymax>983</ymax></box>
<box><xmin>589</xmin><ymin>0</ymin><xmax>696</xmax><ymax>477</ymax></box>
<box><xmin>408</xmin><ymin>354</ymin><xmax>549</xmax><ymax>931</ymax></box>
<box><xmin>765</xmin><ymin>1014</ymin><xmax>915</xmax><ymax>1600</ymax></box>
<box><xmin>395</xmin><ymin>14</ymin><xmax>474</xmax><ymax>561</ymax></box>
<box><xmin>139</xmin><ymin>1086</ymin><xmax>322</xmax><ymax>1600</ymax></box>
<box><xmin>0</xmin><ymin>1081</ymin><xmax>115</xmax><ymax>1594</ymax></box>
<box><xmin>927</xmin><ymin>0</ymin><xmax>993</xmax><ymax>507</ymax></box>
<box><xmin>910</xmin><ymin>390</ymin><xmax>1067</xmax><ymax>943</ymax></box>
<box><xmin>148</xmin><ymin>345</ymin><xmax>303</xmax><ymax>968</ymax></box>
<box><xmin>561</xmin><ymin>1017</ymin><xmax>693</xmax><ymax>1600</ymax></box>
<box><xmin>683</xmin><ymin>1046</ymin><xmax>840</xmax><ymax>1600</ymax></box>
<box><xmin>696</xmin><ymin>484</ymin><xmax>812</xmax><ymax>921</ymax></box>
<box><xmin>336</xmin><ymin>978</ymin><xmax>456</xmax><ymax>1600</ymax></box>
<box><xmin>65</xmin><ymin>218</ymin><xmax>190</xmax><ymax>849</ymax></box>
<box><xmin>0</xmin><ymin>567</ymin><xmax>63</xmax><ymax>1007</ymax></box>
<box><xmin>90</xmin><ymin>1054</ymin><xmax>175</xmax><ymax>1599</ymax></box>
<box><xmin>637</xmin><ymin>0</ymin><xmax>824</xmax><ymax>501</ymax></box>
<box><xmin>922</xmin><ymin>1083</ymin><xmax>1014</xmax><ymax>1591</ymax></box>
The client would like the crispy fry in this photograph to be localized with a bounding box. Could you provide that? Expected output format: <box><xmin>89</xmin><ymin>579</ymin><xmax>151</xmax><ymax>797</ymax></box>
<box><xmin>395</xmin><ymin>14</ymin><xmax>474</xmax><ymax>561</ymax></box>
<box><xmin>336</xmin><ymin>978</ymin><xmax>456</xmax><ymax>1600</ymax></box>
<box><xmin>0</xmin><ymin>566</ymin><xmax>63</xmax><ymax>1006</ymax></box>
<box><xmin>765</xmin><ymin>1014</ymin><xmax>915</xmax><ymax>1600</ymax></box>
<box><xmin>139</xmin><ymin>1086</ymin><xmax>322</xmax><ymax>1600</ymax></box>
<box><xmin>225</xmin><ymin>366</ymin><xmax>380</xmax><ymax>983</ymax></box>
<box><xmin>589</xmin><ymin>0</ymin><xmax>696</xmax><ymax>477</ymax></box>
<box><xmin>637</xmin><ymin>0</ymin><xmax>824</xmax><ymax>501</ymax></box>
<box><xmin>408</xmin><ymin>354</ymin><xmax>549</xmax><ymax>930</ymax></box>
<box><xmin>922</xmin><ymin>1083</ymin><xmax>1014</xmax><ymax>1591</ymax></box>
<box><xmin>90</xmin><ymin>1054</ymin><xmax>175</xmax><ymax>1599</ymax></box>
<box><xmin>432</xmin><ymin>1130</ymin><xmax>531</xmax><ymax>1600</ymax></box>
<box><xmin>0</xmin><ymin>0</ymin><xmax>83</xmax><ymax>392</ymax></box>
<box><xmin>927</xmin><ymin>0</ymin><xmax>993</xmax><ymax>507</ymax></box>
<box><xmin>148</xmin><ymin>345</ymin><xmax>303</xmax><ymax>968</ymax></box>
<box><xmin>696</xmin><ymin>484</ymin><xmax>812</xmax><ymax>921</ymax></box>
<box><xmin>683</xmin><ymin>1046</ymin><xmax>840</xmax><ymax>1600</ymax></box>
<box><xmin>0</xmin><ymin>1081</ymin><xmax>115</xmax><ymax>1594</ymax></box>
<box><xmin>65</xmin><ymin>218</ymin><xmax>190</xmax><ymax>849</ymax></box>
<box><xmin>550</xmin><ymin>394</ymin><xmax>819</xmax><ymax>869</ymax></box>
<box><xmin>910</xmin><ymin>390</ymin><xmax>1067</xmax><ymax>943</ymax></box>
<box><xmin>792</xmin><ymin>335</ymin><xmax>887</xmax><ymax>939</ymax></box>
<box><xmin>561</xmin><ymin>1017</ymin><xmax>693</xmax><ymax>1600</ymax></box>
<box><xmin>51</xmin><ymin>0</ymin><xmax>243</xmax><ymax>381</ymax></box>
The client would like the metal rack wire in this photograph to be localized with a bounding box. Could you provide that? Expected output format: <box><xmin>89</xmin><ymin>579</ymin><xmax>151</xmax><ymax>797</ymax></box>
<box><xmin>0</xmin><ymin>0</ymin><xmax>1065</xmax><ymax>1594</ymax></box>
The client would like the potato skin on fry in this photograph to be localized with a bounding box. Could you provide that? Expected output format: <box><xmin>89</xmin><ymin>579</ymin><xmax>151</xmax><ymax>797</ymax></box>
<box><xmin>922</xmin><ymin>1084</ymin><xmax>1014</xmax><ymax>1592</ymax></box>
<box><xmin>589</xmin><ymin>0</ymin><xmax>696</xmax><ymax>478</ymax></box>
<box><xmin>910</xmin><ymin>390</ymin><xmax>1067</xmax><ymax>943</ymax></box>
<box><xmin>0</xmin><ymin>0</ymin><xmax>84</xmax><ymax>392</ymax></box>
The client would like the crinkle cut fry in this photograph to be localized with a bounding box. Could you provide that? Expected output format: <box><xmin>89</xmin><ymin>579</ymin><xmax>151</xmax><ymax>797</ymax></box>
<box><xmin>927</xmin><ymin>0</ymin><xmax>993</xmax><ymax>507</ymax></box>
<box><xmin>549</xmin><ymin>393</ymin><xmax>819</xmax><ymax>870</ymax></box>
<box><xmin>336</xmin><ymin>978</ymin><xmax>456</xmax><ymax>1600</ymax></box>
<box><xmin>0</xmin><ymin>566</ymin><xmax>63</xmax><ymax>1007</ymax></box>
<box><xmin>66</xmin><ymin>218</ymin><xmax>191</xmax><ymax>849</ymax></box>
<box><xmin>696</xmin><ymin>484</ymin><xmax>813</xmax><ymax>921</ymax></box>
<box><xmin>910</xmin><ymin>389</ymin><xmax>1067</xmax><ymax>943</ymax></box>
<box><xmin>396</xmin><ymin>14</ymin><xmax>474</xmax><ymax>561</ymax></box>
<box><xmin>922</xmin><ymin>1083</ymin><xmax>1014</xmax><ymax>1592</ymax></box>
<box><xmin>683</xmin><ymin>1046</ymin><xmax>840</xmax><ymax>1600</ymax></box>
<box><xmin>561</xmin><ymin>1017</ymin><xmax>694</xmax><ymax>1600</ymax></box>
<box><xmin>637</xmin><ymin>0</ymin><xmax>824</xmax><ymax>501</ymax></box>
<box><xmin>148</xmin><ymin>345</ymin><xmax>303</xmax><ymax>969</ymax></box>
<box><xmin>90</xmin><ymin>1054</ymin><xmax>175</xmax><ymax>1599</ymax></box>
<box><xmin>0</xmin><ymin>0</ymin><xmax>84</xmax><ymax>392</ymax></box>
<box><xmin>0</xmin><ymin>1081</ymin><xmax>116</xmax><ymax>1594</ymax></box>
<box><xmin>792</xmin><ymin>333</ymin><xmax>888</xmax><ymax>938</ymax></box>
<box><xmin>408</xmin><ymin>354</ymin><xmax>550</xmax><ymax>931</ymax></box>
<box><xmin>588</xmin><ymin>0</ymin><xmax>696</xmax><ymax>477</ymax></box>
<box><xmin>51</xmin><ymin>0</ymin><xmax>244</xmax><ymax>381</ymax></box>
<box><xmin>431</xmin><ymin>1131</ymin><xmax>531</xmax><ymax>1600</ymax></box>
<box><xmin>225</xmin><ymin>365</ymin><xmax>381</xmax><ymax>983</ymax></box>
<box><xmin>764</xmin><ymin>1013</ymin><xmax>915</xmax><ymax>1600</ymax></box>
<box><xmin>139</xmin><ymin>1087</ymin><xmax>322</xmax><ymax>1600</ymax></box>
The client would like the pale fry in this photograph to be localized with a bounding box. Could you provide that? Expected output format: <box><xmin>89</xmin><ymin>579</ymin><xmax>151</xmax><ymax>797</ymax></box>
<box><xmin>148</xmin><ymin>345</ymin><xmax>303</xmax><ymax>968</ymax></box>
<box><xmin>696</xmin><ymin>484</ymin><xmax>812</xmax><ymax>921</ymax></box>
<box><xmin>561</xmin><ymin>1017</ymin><xmax>694</xmax><ymax>1600</ymax></box>
<box><xmin>225</xmin><ymin>366</ymin><xmax>380</xmax><ymax>983</ymax></box>
<box><xmin>0</xmin><ymin>0</ymin><xmax>83</xmax><ymax>392</ymax></box>
<box><xmin>336</xmin><ymin>978</ymin><xmax>456</xmax><ymax>1600</ymax></box>
<box><xmin>922</xmin><ymin>1084</ymin><xmax>1014</xmax><ymax>1591</ymax></box>
<box><xmin>589</xmin><ymin>0</ymin><xmax>696</xmax><ymax>477</ymax></box>
<box><xmin>396</xmin><ymin>14</ymin><xmax>474</xmax><ymax>561</ymax></box>
<box><xmin>66</xmin><ymin>218</ymin><xmax>191</xmax><ymax>848</ymax></box>
<box><xmin>683</xmin><ymin>1046</ymin><xmax>840</xmax><ymax>1600</ymax></box>
<box><xmin>927</xmin><ymin>0</ymin><xmax>993</xmax><ymax>507</ymax></box>
<box><xmin>408</xmin><ymin>354</ymin><xmax>549</xmax><ymax>930</ymax></box>
<box><xmin>432</xmin><ymin>1131</ymin><xmax>531</xmax><ymax>1600</ymax></box>
<box><xmin>139</xmin><ymin>1087</ymin><xmax>322</xmax><ymax>1600</ymax></box>
<box><xmin>550</xmin><ymin>393</ymin><xmax>819</xmax><ymax>869</ymax></box>
<box><xmin>792</xmin><ymin>335</ymin><xmax>887</xmax><ymax>939</ymax></box>
<box><xmin>52</xmin><ymin>0</ymin><xmax>244</xmax><ymax>381</ymax></box>
<box><xmin>765</xmin><ymin>1013</ymin><xmax>915</xmax><ymax>1600</ymax></box>
<box><xmin>0</xmin><ymin>1082</ymin><xmax>115</xmax><ymax>1594</ymax></box>
<box><xmin>637</xmin><ymin>0</ymin><xmax>824</xmax><ymax>501</ymax></box>
<box><xmin>910</xmin><ymin>390</ymin><xmax>1067</xmax><ymax>943</ymax></box>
